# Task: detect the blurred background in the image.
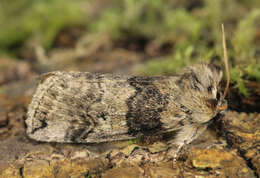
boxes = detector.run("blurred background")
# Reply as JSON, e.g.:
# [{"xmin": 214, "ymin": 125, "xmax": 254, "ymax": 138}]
[{"xmin": 0, "ymin": 0, "xmax": 259, "ymax": 111}]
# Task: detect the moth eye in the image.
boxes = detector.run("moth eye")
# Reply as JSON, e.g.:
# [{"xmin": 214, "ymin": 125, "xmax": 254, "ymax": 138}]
[
  {"xmin": 207, "ymin": 85, "xmax": 212, "ymax": 93},
  {"xmin": 206, "ymin": 99, "xmax": 218, "ymax": 109}
]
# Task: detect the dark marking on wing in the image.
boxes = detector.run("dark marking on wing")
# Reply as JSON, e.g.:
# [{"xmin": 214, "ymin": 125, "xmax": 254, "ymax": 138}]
[
  {"xmin": 31, "ymin": 114, "xmax": 48, "ymax": 134},
  {"xmin": 70, "ymin": 128, "xmax": 86, "ymax": 142},
  {"xmin": 64, "ymin": 79, "xmax": 105, "ymax": 142},
  {"xmin": 177, "ymin": 71, "xmax": 202, "ymax": 91},
  {"xmin": 81, "ymin": 129, "xmax": 94, "ymax": 140},
  {"xmin": 97, "ymin": 112, "xmax": 108, "ymax": 121},
  {"xmin": 126, "ymin": 77, "xmax": 169, "ymax": 136},
  {"xmin": 66, "ymin": 113, "xmax": 95, "ymax": 142},
  {"xmin": 190, "ymin": 71, "xmax": 202, "ymax": 91}
]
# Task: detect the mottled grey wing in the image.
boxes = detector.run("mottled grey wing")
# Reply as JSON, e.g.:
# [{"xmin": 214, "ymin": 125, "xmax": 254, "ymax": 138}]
[{"xmin": 26, "ymin": 71, "xmax": 184, "ymax": 143}]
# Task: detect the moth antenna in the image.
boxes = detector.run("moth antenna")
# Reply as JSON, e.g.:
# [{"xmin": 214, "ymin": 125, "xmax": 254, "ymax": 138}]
[{"xmin": 221, "ymin": 24, "xmax": 230, "ymax": 100}]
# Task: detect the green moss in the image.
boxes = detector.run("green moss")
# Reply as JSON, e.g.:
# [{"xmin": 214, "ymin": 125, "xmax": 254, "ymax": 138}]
[
  {"xmin": 141, "ymin": 45, "xmax": 196, "ymax": 75},
  {"xmin": 230, "ymin": 68, "xmax": 248, "ymax": 96},
  {"xmin": 90, "ymin": 0, "xmax": 203, "ymax": 44},
  {"xmin": 0, "ymin": 0, "xmax": 86, "ymax": 54},
  {"xmin": 233, "ymin": 9, "xmax": 260, "ymax": 62},
  {"xmin": 245, "ymin": 64, "xmax": 260, "ymax": 81}
]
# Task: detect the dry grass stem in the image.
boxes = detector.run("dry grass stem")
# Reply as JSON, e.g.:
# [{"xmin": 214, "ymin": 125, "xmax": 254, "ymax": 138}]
[{"xmin": 221, "ymin": 24, "xmax": 230, "ymax": 99}]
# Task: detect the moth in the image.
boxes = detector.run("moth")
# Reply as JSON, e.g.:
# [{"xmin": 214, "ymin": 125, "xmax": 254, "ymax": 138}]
[{"xmin": 26, "ymin": 63, "xmax": 227, "ymax": 154}]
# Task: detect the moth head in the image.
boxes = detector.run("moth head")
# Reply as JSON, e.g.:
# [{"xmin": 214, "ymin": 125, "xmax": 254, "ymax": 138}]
[
  {"xmin": 188, "ymin": 63, "xmax": 222, "ymax": 97},
  {"xmin": 180, "ymin": 63, "xmax": 227, "ymax": 122}
]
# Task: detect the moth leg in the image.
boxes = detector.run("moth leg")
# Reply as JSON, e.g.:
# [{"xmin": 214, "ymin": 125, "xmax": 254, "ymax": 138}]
[
  {"xmin": 172, "ymin": 143, "xmax": 185, "ymax": 163},
  {"xmin": 167, "ymin": 124, "xmax": 208, "ymax": 163}
]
